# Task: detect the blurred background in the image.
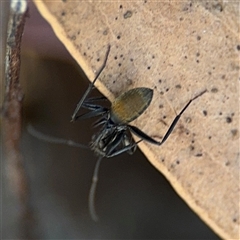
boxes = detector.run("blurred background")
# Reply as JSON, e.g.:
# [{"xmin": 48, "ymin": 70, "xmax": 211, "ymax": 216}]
[{"xmin": 2, "ymin": 1, "xmax": 219, "ymax": 239}]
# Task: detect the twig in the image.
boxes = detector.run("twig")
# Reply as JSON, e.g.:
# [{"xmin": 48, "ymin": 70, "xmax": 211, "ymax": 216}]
[{"xmin": 2, "ymin": 0, "xmax": 36, "ymax": 238}]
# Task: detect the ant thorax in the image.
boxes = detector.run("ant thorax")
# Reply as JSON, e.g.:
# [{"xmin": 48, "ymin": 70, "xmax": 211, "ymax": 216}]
[{"xmin": 90, "ymin": 120, "xmax": 136, "ymax": 158}]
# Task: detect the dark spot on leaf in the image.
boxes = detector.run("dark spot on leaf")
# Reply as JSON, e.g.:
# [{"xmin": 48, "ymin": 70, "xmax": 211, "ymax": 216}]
[
  {"xmin": 208, "ymin": 136, "xmax": 212, "ymax": 139},
  {"xmin": 213, "ymin": 3, "xmax": 223, "ymax": 12},
  {"xmin": 117, "ymin": 35, "xmax": 121, "ymax": 40},
  {"xmin": 190, "ymin": 145, "xmax": 195, "ymax": 151},
  {"xmin": 147, "ymin": 66, "xmax": 151, "ymax": 70},
  {"xmin": 237, "ymin": 45, "xmax": 240, "ymax": 51},
  {"xmin": 185, "ymin": 117, "xmax": 191, "ymax": 123},
  {"xmin": 176, "ymin": 160, "xmax": 180, "ymax": 164},
  {"xmin": 196, "ymin": 52, "xmax": 200, "ymax": 57},
  {"xmin": 103, "ymin": 29, "xmax": 108, "ymax": 35},
  {"xmin": 195, "ymin": 153, "xmax": 203, "ymax": 157},
  {"xmin": 219, "ymin": 112, "xmax": 222, "ymax": 115},
  {"xmin": 61, "ymin": 11, "xmax": 66, "ymax": 16},
  {"xmin": 158, "ymin": 79, "xmax": 162, "ymax": 83},
  {"xmin": 114, "ymin": 56, "xmax": 117, "ymax": 60},
  {"xmin": 221, "ymin": 75, "xmax": 226, "ymax": 79},
  {"xmin": 225, "ymin": 161, "xmax": 230, "ymax": 166},
  {"xmin": 211, "ymin": 87, "xmax": 218, "ymax": 93},
  {"xmin": 118, "ymin": 63, "xmax": 122, "ymax": 67},
  {"xmin": 175, "ymin": 84, "xmax": 181, "ymax": 89},
  {"xmin": 119, "ymin": 5, "xmax": 123, "ymax": 9},
  {"xmin": 130, "ymin": 58, "xmax": 133, "ymax": 62},
  {"xmin": 123, "ymin": 10, "xmax": 132, "ymax": 19},
  {"xmin": 226, "ymin": 117, "xmax": 232, "ymax": 123},
  {"xmin": 197, "ymin": 36, "xmax": 201, "ymax": 41},
  {"xmin": 160, "ymin": 119, "xmax": 167, "ymax": 126},
  {"xmin": 184, "ymin": 56, "xmax": 188, "ymax": 59},
  {"xmin": 159, "ymin": 104, "xmax": 163, "ymax": 108},
  {"xmin": 231, "ymin": 129, "xmax": 238, "ymax": 136},
  {"xmin": 196, "ymin": 60, "xmax": 199, "ymax": 63},
  {"xmin": 126, "ymin": 79, "xmax": 133, "ymax": 85},
  {"xmin": 203, "ymin": 110, "xmax": 207, "ymax": 116}
]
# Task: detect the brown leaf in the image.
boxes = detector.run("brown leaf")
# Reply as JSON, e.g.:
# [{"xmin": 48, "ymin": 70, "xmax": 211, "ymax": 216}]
[{"xmin": 33, "ymin": 1, "xmax": 239, "ymax": 239}]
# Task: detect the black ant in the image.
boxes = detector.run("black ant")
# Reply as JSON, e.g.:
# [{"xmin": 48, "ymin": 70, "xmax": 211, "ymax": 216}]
[{"xmin": 28, "ymin": 45, "xmax": 206, "ymax": 221}]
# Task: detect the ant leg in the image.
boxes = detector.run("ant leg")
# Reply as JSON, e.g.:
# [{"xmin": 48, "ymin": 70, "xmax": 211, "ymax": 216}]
[
  {"xmin": 106, "ymin": 143, "xmax": 137, "ymax": 157},
  {"xmin": 159, "ymin": 89, "xmax": 207, "ymax": 145},
  {"xmin": 88, "ymin": 157, "xmax": 103, "ymax": 222},
  {"xmin": 106, "ymin": 133, "xmax": 139, "ymax": 157},
  {"xmin": 75, "ymin": 107, "xmax": 108, "ymax": 121},
  {"xmin": 27, "ymin": 125, "xmax": 89, "ymax": 149},
  {"xmin": 129, "ymin": 89, "xmax": 207, "ymax": 146},
  {"xmin": 128, "ymin": 125, "xmax": 160, "ymax": 145},
  {"xmin": 71, "ymin": 45, "xmax": 111, "ymax": 122},
  {"xmin": 85, "ymin": 96, "xmax": 108, "ymax": 103}
]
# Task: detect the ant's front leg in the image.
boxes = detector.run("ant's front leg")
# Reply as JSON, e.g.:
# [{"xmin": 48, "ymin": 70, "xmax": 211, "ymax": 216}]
[{"xmin": 71, "ymin": 45, "xmax": 111, "ymax": 121}]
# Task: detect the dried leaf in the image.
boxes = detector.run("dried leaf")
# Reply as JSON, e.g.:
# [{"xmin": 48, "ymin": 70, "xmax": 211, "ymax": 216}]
[{"xmin": 33, "ymin": 1, "xmax": 239, "ymax": 239}]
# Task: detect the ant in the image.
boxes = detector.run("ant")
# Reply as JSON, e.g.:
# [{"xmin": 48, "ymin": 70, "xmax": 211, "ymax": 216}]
[{"xmin": 28, "ymin": 45, "xmax": 206, "ymax": 221}]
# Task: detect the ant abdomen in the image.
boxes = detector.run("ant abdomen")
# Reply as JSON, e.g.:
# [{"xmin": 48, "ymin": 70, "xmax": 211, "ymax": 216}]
[{"xmin": 110, "ymin": 88, "xmax": 153, "ymax": 124}]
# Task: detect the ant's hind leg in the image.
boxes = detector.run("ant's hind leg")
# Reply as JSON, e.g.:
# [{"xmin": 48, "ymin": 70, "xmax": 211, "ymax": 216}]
[
  {"xmin": 128, "ymin": 89, "xmax": 207, "ymax": 147},
  {"xmin": 158, "ymin": 89, "xmax": 207, "ymax": 146}
]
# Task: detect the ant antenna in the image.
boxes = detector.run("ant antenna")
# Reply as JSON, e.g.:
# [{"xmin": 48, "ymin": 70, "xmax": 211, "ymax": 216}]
[
  {"xmin": 71, "ymin": 45, "xmax": 111, "ymax": 122},
  {"xmin": 27, "ymin": 125, "xmax": 89, "ymax": 149},
  {"xmin": 27, "ymin": 124, "xmax": 102, "ymax": 221},
  {"xmin": 88, "ymin": 157, "xmax": 103, "ymax": 222}
]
